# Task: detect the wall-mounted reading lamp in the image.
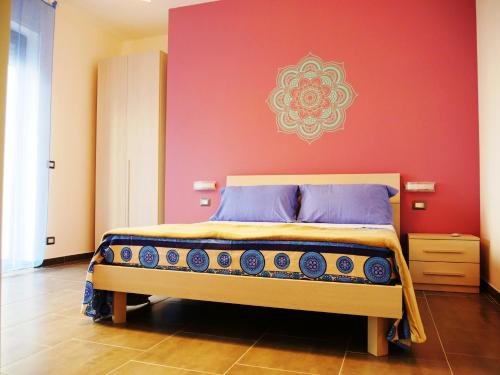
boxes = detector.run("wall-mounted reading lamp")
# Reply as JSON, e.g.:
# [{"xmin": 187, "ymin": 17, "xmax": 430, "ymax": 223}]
[
  {"xmin": 405, "ymin": 181, "xmax": 436, "ymax": 193},
  {"xmin": 193, "ymin": 181, "xmax": 217, "ymax": 191}
]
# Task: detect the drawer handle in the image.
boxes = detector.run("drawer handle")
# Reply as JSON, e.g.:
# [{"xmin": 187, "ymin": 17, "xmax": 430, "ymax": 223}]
[
  {"xmin": 422, "ymin": 249, "xmax": 464, "ymax": 254},
  {"xmin": 422, "ymin": 271, "xmax": 465, "ymax": 277}
]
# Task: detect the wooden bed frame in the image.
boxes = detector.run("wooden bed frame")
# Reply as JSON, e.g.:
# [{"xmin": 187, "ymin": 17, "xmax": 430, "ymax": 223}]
[{"xmin": 93, "ymin": 173, "xmax": 402, "ymax": 356}]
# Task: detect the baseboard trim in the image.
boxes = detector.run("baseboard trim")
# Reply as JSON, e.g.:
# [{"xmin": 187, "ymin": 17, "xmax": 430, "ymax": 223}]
[
  {"xmin": 39, "ymin": 252, "xmax": 93, "ymax": 267},
  {"xmin": 480, "ymin": 278, "xmax": 500, "ymax": 305}
]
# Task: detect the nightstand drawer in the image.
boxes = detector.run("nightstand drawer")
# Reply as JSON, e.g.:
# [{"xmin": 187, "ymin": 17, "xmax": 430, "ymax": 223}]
[
  {"xmin": 410, "ymin": 261, "xmax": 479, "ymax": 286},
  {"xmin": 409, "ymin": 239, "xmax": 479, "ymax": 263}
]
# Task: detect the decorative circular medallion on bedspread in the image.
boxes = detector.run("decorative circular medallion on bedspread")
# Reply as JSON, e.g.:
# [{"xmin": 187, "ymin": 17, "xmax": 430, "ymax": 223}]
[
  {"xmin": 187, "ymin": 249, "xmax": 210, "ymax": 272},
  {"xmin": 274, "ymin": 253, "xmax": 290, "ymax": 270},
  {"xmin": 139, "ymin": 246, "xmax": 159, "ymax": 268},
  {"xmin": 103, "ymin": 247, "xmax": 114, "ymax": 264},
  {"xmin": 240, "ymin": 250, "xmax": 265, "ymax": 275},
  {"xmin": 217, "ymin": 252, "xmax": 232, "ymax": 268},
  {"xmin": 120, "ymin": 247, "xmax": 132, "ymax": 262},
  {"xmin": 83, "ymin": 281, "xmax": 93, "ymax": 304},
  {"xmin": 336, "ymin": 256, "xmax": 354, "ymax": 274},
  {"xmin": 363, "ymin": 257, "xmax": 391, "ymax": 284},
  {"xmin": 299, "ymin": 252, "xmax": 326, "ymax": 279},
  {"xmin": 167, "ymin": 249, "xmax": 180, "ymax": 265}
]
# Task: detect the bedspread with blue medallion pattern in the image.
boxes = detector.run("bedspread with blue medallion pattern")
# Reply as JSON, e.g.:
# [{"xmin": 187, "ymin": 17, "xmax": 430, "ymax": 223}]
[{"xmin": 82, "ymin": 222, "xmax": 426, "ymax": 348}]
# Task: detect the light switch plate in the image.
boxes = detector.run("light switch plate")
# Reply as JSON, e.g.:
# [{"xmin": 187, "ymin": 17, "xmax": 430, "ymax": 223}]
[
  {"xmin": 412, "ymin": 201, "xmax": 426, "ymax": 210},
  {"xmin": 200, "ymin": 198, "xmax": 211, "ymax": 206}
]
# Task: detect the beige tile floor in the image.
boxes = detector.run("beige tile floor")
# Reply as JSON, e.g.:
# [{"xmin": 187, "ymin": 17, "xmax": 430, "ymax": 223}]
[{"xmin": 1, "ymin": 261, "xmax": 499, "ymax": 374}]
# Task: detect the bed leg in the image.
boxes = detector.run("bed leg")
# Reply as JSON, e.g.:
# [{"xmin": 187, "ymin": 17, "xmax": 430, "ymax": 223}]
[
  {"xmin": 113, "ymin": 291, "xmax": 127, "ymax": 324},
  {"xmin": 367, "ymin": 317, "xmax": 389, "ymax": 356}
]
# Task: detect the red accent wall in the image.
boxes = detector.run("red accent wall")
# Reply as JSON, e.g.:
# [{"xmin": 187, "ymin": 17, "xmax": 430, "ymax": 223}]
[{"xmin": 165, "ymin": 0, "xmax": 479, "ymax": 236}]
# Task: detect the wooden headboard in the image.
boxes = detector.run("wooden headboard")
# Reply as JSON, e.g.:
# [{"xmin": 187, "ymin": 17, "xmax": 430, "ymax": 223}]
[{"xmin": 226, "ymin": 173, "xmax": 401, "ymax": 237}]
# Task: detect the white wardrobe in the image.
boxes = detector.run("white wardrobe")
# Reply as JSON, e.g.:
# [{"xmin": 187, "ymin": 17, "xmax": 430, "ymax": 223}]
[{"xmin": 95, "ymin": 51, "xmax": 166, "ymax": 247}]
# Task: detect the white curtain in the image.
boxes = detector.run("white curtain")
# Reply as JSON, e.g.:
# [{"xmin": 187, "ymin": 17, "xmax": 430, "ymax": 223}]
[{"xmin": 2, "ymin": 0, "xmax": 56, "ymax": 272}]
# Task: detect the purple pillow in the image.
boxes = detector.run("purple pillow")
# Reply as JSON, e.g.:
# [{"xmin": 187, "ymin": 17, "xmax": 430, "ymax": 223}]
[
  {"xmin": 210, "ymin": 185, "xmax": 299, "ymax": 223},
  {"xmin": 297, "ymin": 184, "xmax": 399, "ymax": 225}
]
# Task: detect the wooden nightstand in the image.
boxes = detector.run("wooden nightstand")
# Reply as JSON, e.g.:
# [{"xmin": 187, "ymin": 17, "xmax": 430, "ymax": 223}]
[{"xmin": 408, "ymin": 233, "xmax": 480, "ymax": 293}]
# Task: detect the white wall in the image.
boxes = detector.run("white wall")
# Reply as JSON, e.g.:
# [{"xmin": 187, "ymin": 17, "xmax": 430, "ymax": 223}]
[
  {"xmin": 477, "ymin": 0, "xmax": 500, "ymax": 292},
  {"xmin": 46, "ymin": 3, "xmax": 168, "ymax": 260},
  {"xmin": 45, "ymin": 0, "xmax": 123, "ymax": 259},
  {"xmin": 121, "ymin": 34, "xmax": 168, "ymax": 55}
]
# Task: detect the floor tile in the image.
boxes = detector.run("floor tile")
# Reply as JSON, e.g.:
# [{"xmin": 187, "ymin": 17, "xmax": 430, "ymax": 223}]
[
  {"xmin": 182, "ymin": 303, "xmax": 271, "ymax": 340},
  {"xmin": 346, "ymin": 316, "xmax": 368, "ymax": 353},
  {"xmin": 437, "ymin": 325, "xmax": 500, "ymax": 358},
  {"xmin": 0, "ymin": 335, "xmax": 47, "ymax": 368},
  {"xmin": 124, "ymin": 299, "xmax": 200, "ymax": 331},
  {"xmin": 1, "ymin": 272, "xmax": 82, "ymax": 305},
  {"xmin": 267, "ymin": 309, "xmax": 354, "ymax": 343},
  {"xmin": 53, "ymin": 304, "xmax": 86, "ymax": 318},
  {"xmin": 340, "ymin": 352, "xmax": 451, "ymax": 375},
  {"xmin": 426, "ymin": 293, "xmax": 500, "ymax": 331},
  {"xmin": 55, "ymin": 297, "xmax": 182, "ymax": 328},
  {"xmin": 239, "ymin": 334, "xmax": 345, "ymax": 374},
  {"xmin": 425, "ymin": 292, "xmax": 500, "ymax": 358},
  {"xmin": 75, "ymin": 320, "xmax": 171, "ymax": 350},
  {"xmin": 136, "ymin": 331, "xmax": 252, "ymax": 374},
  {"xmin": 1, "ymin": 312, "xmax": 170, "ymax": 351},
  {"xmin": 447, "ymin": 353, "xmax": 500, "ymax": 375},
  {"xmin": 37, "ymin": 262, "xmax": 90, "ymax": 282},
  {"xmin": 390, "ymin": 297, "xmax": 446, "ymax": 361},
  {"xmin": 1, "ymin": 289, "xmax": 83, "ymax": 328},
  {"xmin": 348, "ymin": 297, "xmax": 446, "ymax": 361},
  {"xmin": 107, "ymin": 361, "xmax": 197, "ymax": 374},
  {"xmin": 227, "ymin": 364, "xmax": 308, "ymax": 375},
  {"xmin": 425, "ymin": 290, "xmax": 499, "ymax": 301},
  {"xmin": 2, "ymin": 339, "xmax": 139, "ymax": 375},
  {"xmin": 1, "ymin": 314, "xmax": 89, "ymax": 347}
]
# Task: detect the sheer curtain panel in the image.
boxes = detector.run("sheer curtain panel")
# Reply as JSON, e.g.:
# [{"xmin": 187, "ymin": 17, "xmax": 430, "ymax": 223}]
[{"xmin": 2, "ymin": 0, "xmax": 56, "ymax": 271}]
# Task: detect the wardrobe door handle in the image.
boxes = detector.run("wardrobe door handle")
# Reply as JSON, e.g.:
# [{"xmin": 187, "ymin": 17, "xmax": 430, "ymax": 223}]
[
  {"xmin": 423, "ymin": 271, "xmax": 465, "ymax": 277},
  {"xmin": 422, "ymin": 249, "xmax": 464, "ymax": 254},
  {"xmin": 127, "ymin": 159, "xmax": 131, "ymax": 227}
]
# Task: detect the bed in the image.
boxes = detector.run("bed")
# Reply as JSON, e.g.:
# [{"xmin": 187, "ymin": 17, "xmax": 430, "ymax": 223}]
[{"xmin": 83, "ymin": 173, "xmax": 426, "ymax": 356}]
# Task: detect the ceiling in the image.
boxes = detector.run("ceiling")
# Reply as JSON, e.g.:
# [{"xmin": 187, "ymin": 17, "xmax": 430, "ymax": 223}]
[{"xmin": 65, "ymin": 0, "xmax": 218, "ymax": 39}]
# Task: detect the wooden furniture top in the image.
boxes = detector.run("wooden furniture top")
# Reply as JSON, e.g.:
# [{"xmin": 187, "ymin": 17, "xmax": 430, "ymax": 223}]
[{"xmin": 408, "ymin": 233, "xmax": 479, "ymax": 241}]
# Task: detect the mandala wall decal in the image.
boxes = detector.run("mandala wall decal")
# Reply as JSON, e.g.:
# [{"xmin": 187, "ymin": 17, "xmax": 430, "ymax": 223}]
[{"xmin": 267, "ymin": 54, "xmax": 357, "ymax": 143}]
